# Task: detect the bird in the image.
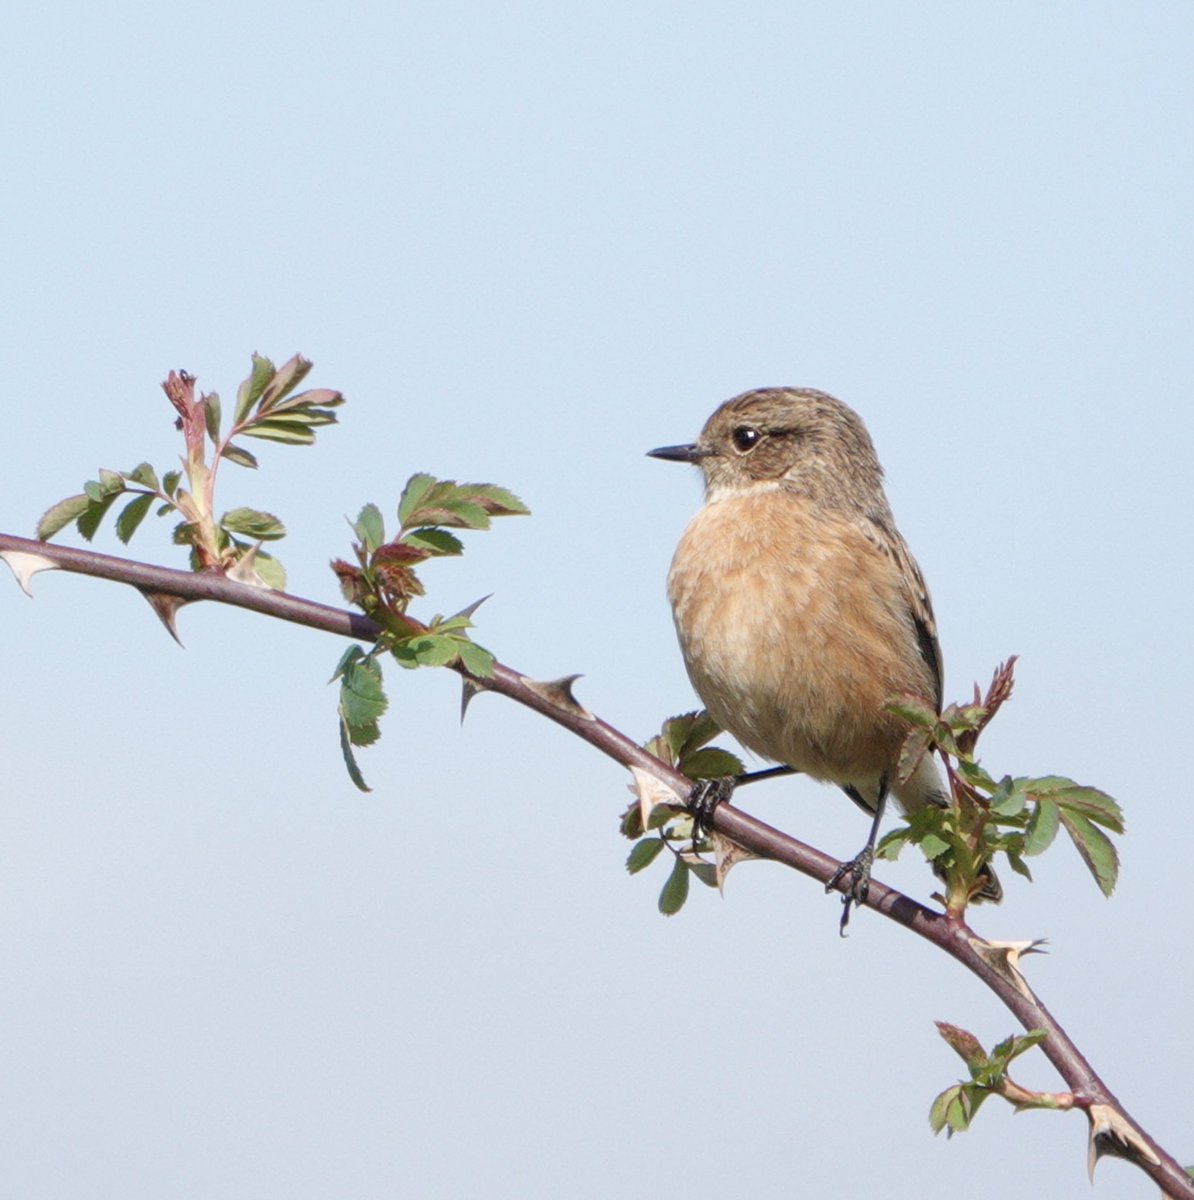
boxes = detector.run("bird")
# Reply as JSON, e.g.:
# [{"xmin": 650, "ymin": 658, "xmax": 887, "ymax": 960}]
[{"xmin": 649, "ymin": 387, "xmax": 998, "ymax": 924}]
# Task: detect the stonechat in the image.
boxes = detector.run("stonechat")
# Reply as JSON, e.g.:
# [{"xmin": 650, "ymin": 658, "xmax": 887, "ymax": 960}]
[{"xmin": 650, "ymin": 387, "xmax": 998, "ymax": 919}]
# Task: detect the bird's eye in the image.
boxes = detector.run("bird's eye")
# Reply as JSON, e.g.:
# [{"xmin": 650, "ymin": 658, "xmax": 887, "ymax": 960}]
[{"xmin": 731, "ymin": 426, "xmax": 761, "ymax": 452}]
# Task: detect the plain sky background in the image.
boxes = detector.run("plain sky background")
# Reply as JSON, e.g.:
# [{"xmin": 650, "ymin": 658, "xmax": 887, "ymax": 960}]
[{"xmin": 2, "ymin": 3, "xmax": 1191, "ymax": 1197}]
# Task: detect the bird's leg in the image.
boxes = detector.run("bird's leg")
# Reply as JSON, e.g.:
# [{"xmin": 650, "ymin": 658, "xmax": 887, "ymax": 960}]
[
  {"xmin": 686, "ymin": 776, "xmax": 737, "ymax": 840},
  {"xmin": 827, "ymin": 776, "xmax": 889, "ymax": 934}
]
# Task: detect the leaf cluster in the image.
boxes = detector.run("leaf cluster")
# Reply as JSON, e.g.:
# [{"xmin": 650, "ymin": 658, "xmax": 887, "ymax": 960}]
[
  {"xmin": 929, "ymin": 1022, "xmax": 1052, "ymax": 1136},
  {"xmin": 881, "ymin": 660, "xmax": 1124, "ymax": 909},
  {"xmin": 36, "ymin": 354, "xmax": 342, "ymax": 588},
  {"xmin": 329, "ymin": 477, "xmax": 529, "ymax": 790},
  {"xmin": 622, "ymin": 711, "xmax": 743, "ymax": 916}
]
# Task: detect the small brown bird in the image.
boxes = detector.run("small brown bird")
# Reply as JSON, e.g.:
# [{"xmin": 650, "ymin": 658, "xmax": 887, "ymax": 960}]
[{"xmin": 649, "ymin": 387, "xmax": 996, "ymax": 920}]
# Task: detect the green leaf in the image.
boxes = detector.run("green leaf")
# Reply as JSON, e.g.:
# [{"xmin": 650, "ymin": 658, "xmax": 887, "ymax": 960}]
[
  {"xmin": 456, "ymin": 640, "xmax": 495, "ymax": 678},
  {"xmin": 935, "ymin": 1021, "xmax": 987, "ymax": 1069},
  {"xmin": 678, "ymin": 747, "xmax": 743, "ymax": 780},
  {"xmin": 239, "ymin": 418, "xmax": 316, "ymax": 445},
  {"xmin": 268, "ymin": 387, "xmax": 344, "ymax": 414},
  {"xmin": 1058, "ymin": 809, "xmax": 1119, "ymax": 897},
  {"xmin": 658, "ymin": 858, "xmax": 690, "ymax": 916},
  {"xmin": 203, "ymin": 392, "xmax": 221, "ymax": 441},
  {"xmin": 338, "ymin": 714, "xmax": 371, "ymax": 793},
  {"xmin": 115, "ymin": 493, "xmax": 155, "ymax": 544},
  {"xmin": 220, "ymin": 443, "xmax": 259, "ymax": 469},
  {"xmin": 353, "ymin": 503, "xmax": 385, "ymax": 553},
  {"xmin": 626, "ymin": 838, "xmax": 666, "ymax": 874},
  {"xmin": 97, "ymin": 468, "xmax": 125, "ymax": 494},
  {"xmin": 1024, "ymin": 797, "xmax": 1060, "ymax": 856},
  {"xmin": 441, "ymin": 498, "xmax": 491, "ymax": 529},
  {"xmin": 920, "ymin": 833, "xmax": 950, "ymax": 860},
  {"xmin": 76, "ymin": 492, "xmax": 121, "ymax": 541},
  {"xmin": 124, "ymin": 462, "xmax": 160, "ymax": 490},
  {"xmin": 221, "ymin": 507, "xmax": 287, "ymax": 541},
  {"xmin": 36, "ymin": 494, "xmax": 92, "ymax": 540},
  {"xmin": 339, "ymin": 652, "xmax": 388, "ymax": 737},
  {"xmin": 398, "ymin": 473, "xmax": 439, "ymax": 526},
  {"xmin": 459, "ymin": 483, "xmax": 530, "ymax": 516},
  {"xmin": 929, "ymin": 1085, "xmax": 964, "ymax": 1135},
  {"xmin": 234, "ymin": 353, "xmax": 276, "ymax": 424},
  {"xmin": 162, "ymin": 470, "xmax": 181, "ymax": 496},
  {"xmin": 258, "ymin": 353, "xmax": 312, "ymax": 409},
  {"xmin": 403, "ymin": 527, "xmax": 464, "ymax": 556},
  {"xmin": 987, "ymin": 775, "xmax": 1026, "ymax": 816},
  {"xmin": 886, "ymin": 694, "xmax": 938, "ymax": 728},
  {"xmin": 249, "ymin": 549, "xmax": 286, "ymax": 590},
  {"xmin": 689, "ymin": 861, "xmax": 718, "ymax": 888},
  {"xmin": 408, "ymin": 635, "xmax": 461, "ymax": 667},
  {"xmin": 330, "ymin": 643, "xmax": 367, "ymax": 683}
]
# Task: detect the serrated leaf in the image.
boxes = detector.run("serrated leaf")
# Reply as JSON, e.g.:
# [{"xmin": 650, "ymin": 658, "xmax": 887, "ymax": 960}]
[
  {"xmin": 676, "ymin": 711, "xmax": 720, "ymax": 756},
  {"xmin": 339, "ymin": 653, "xmax": 387, "ymax": 731},
  {"xmin": 688, "ymin": 861, "xmax": 718, "ymax": 888},
  {"xmin": 678, "ymin": 747, "xmax": 743, "ymax": 780},
  {"xmin": 989, "ymin": 777, "xmax": 1027, "ymax": 817},
  {"xmin": 115, "ymin": 493, "xmax": 155, "ymax": 544},
  {"xmin": 330, "ymin": 643, "xmax": 367, "ymax": 683},
  {"xmin": 338, "ymin": 714, "xmax": 371, "ymax": 793},
  {"xmin": 220, "ymin": 443, "xmax": 259, "ymax": 469},
  {"xmin": 76, "ymin": 492, "xmax": 121, "ymax": 541},
  {"xmin": 239, "ymin": 418, "xmax": 316, "ymax": 445},
  {"xmin": 36, "ymin": 494, "xmax": 92, "ymax": 540},
  {"xmin": 221, "ymin": 507, "xmax": 286, "ymax": 540},
  {"xmin": 162, "ymin": 469, "xmax": 181, "ymax": 496},
  {"xmin": 125, "ymin": 462, "xmax": 160, "ymax": 489},
  {"xmin": 920, "ymin": 833, "xmax": 950, "ymax": 860},
  {"xmin": 627, "ymin": 838, "xmax": 666, "ymax": 874},
  {"xmin": 403, "ymin": 527, "xmax": 465, "ymax": 556},
  {"xmin": 935, "ymin": 1021, "xmax": 988, "ymax": 1068},
  {"xmin": 1053, "ymin": 786, "xmax": 1124, "ymax": 832},
  {"xmin": 456, "ymin": 640, "xmax": 494, "ymax": 678},
  {"xmin": 409, "ymin": 635, "xmax": 460, "ymax": 667},
  {"xmin": 268, "ymin": 387, "xmax": 344, "ymax": 414},
  {"xmin": 353, "ymin": 503, "xmax": 385, "ymax": 552},
  {"xmin": 258, "ymin": 353, "xmax": 312, "ymax": 409},
  {"xmin": 1059, "ymin": 809, "xmax": 1119, "ymax": 896},
  {"xmin": 1024, "ymin": 797, "xmax": 1061, "ymax": 856},
  {"xmin": 203, "ymin": 392, "xmax": 221, "ymax": 441},
  {"xmin": 886, "ymin": 694, "xmax": 939, "ymax": 728},
  {"xmin": 658, "ymin": 858, "xmax": 690, "ymax": 916},
  {"xmin": 930, "ymin": 1085, "xmax": 964, "ymax": 1135},
  {"xmin": 249, "ymin": 549, "xmax": 286, "ymax": 590},
  {"xmin": 398, "ymin": 473, "xmax": 439, "ymax": 526},
  {"xmin": 235, "ymin": 353, "xmax": 276, "ymax": 424},
  {"xmin": 896, "ymin": 728, "xmax": 932, "ymax": 786},
  {"xmin": 97, "ymin": 468, "xmax": 125, "ymax": 494},
  {"xmin": 459, "ymin": 483, "xmax": 530, "ymax": 516},
  {"xmin": 441, "ymin": 498, "xmax": 491, "ymax": 529}
]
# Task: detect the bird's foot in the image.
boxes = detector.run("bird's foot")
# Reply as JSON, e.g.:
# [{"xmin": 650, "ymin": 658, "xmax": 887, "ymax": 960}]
[
  {"xmin": 687, "ymin": 776, "xmax": 736, "ymax": 839},
  {"xmin": 826, "ymin": 847, "xmax": 874, "ymax": 936}
]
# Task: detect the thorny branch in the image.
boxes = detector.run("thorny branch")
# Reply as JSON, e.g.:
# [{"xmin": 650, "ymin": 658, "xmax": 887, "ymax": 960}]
[{"xmin": 1, "ymin": 530, "xmax": 1190, "ymax": 1198}]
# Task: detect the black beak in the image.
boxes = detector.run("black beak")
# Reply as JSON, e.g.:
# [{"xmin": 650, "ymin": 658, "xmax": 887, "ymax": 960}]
[{"xmin": 647, "ymin": 442, "xmax": 708, "ymax": 463}]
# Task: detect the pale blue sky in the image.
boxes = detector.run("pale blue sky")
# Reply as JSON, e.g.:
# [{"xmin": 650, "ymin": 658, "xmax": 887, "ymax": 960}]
[{"xmin": 2, "ymin": 3, "xmax": 1191, "ymax": 1197}]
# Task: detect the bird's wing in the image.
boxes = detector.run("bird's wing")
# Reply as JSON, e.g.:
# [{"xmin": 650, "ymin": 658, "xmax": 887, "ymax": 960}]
[{"xmin": 862, "ymin": 515, "xmax": 944, "ymax": 712}]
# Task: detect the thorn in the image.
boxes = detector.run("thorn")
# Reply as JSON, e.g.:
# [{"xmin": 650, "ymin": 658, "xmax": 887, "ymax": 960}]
[
  {"xmin": 968, "ymin": 937, "xmax": 1048, "ymax": 999},
  {"xmin": 138, "ymin": 588, "xmax": 191, "ymax": 646},
  {"xmin": 226, "ymin": 543, "xmax": 270, "ymax": 588},
  {"xmin": 452, "ymin": 593, "xmax": 492, "ymax": 621},
  {"xmin": 628, "ymin": 767, "xmax": 687, "ymax": 832},
  {"xmin": 1086, "ymin": 1103, "xmax": 1158, "ymax": 1180},
  {"xmin": 712, "ymin": 831, "xmax": 760, "ymax": 892},
  {"xmin": 1, "ymin": 549, "xmax": 60, "ymax": 597},
  {"xmin": 460, "ymin": 676, "xmax": 484, "ymax": 723},
  {"xmin": 521, "ymin": 674, "xmax": 593, "ymax": 720}
]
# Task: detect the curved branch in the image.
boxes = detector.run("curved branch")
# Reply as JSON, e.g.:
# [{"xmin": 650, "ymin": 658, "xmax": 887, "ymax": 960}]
[{"xmin": 1, "ymin": 531, "xmax": 1190, "ymax": 1197}]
